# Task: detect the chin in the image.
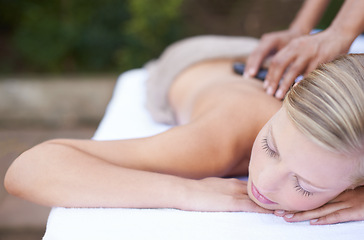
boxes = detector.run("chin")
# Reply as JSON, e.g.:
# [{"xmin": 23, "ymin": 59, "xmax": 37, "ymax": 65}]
[{"xmin": 250, "ymin": 197, "xmax": 280, "ymax": 210}]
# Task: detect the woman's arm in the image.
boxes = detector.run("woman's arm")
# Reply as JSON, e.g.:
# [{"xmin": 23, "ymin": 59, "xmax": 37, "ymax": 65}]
[
  {"xmin": 5, "ymin": 141, "xmax": 187, "ymax": 207},
  {"xmin": 3, "ymin": 101, "xmax": 247, "ymax": 206},
  {"xmin": 22, "ymin": 90, "xmax": 259, "ymax": 180},
  {"xmin": 4, "ymin": 134, "xmax": 270, "ymax": 213}
]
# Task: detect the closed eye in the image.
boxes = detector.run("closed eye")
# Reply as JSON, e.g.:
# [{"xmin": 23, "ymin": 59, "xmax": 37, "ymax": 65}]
[
  {"xmin": 294, "ymin": 177, "xmax": 313, "ymax": 197},
  {"xmin": 261, "ymin": 137, "xmax": 279, "ymax": 158}
]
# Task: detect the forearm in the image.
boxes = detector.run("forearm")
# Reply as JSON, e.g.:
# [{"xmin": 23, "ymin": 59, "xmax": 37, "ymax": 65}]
[
  {"xmin": 5, "ymin": 141, "xmax": 190, "ymax": 208},
  {"xmin": 289, "ymin": 0, "xmax": 330, "ymax": 34},
  {"xmin": 327, "ymin": 0, "xmax": 364, "ymax": 43}
]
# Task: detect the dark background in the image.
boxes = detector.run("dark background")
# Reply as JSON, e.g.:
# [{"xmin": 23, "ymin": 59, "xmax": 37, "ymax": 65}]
[{"xmin": 0, "ymin": 0, "xmax": 343, "ymax": 75}]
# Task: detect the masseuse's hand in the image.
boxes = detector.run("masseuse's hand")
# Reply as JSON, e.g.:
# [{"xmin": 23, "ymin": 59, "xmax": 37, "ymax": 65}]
[
  {"xmin": 275, "ymin": 186, "xmax": 364, "ymax": 225},
  {"xmin": 181, "ymin": 177, "xmax": 272, "ymax": 213},
  {"xmin": 245, "ymin": 29, "xmax": 303, "ymax": 80},
  {"xmin": 248, "ymin": 28, "xmax": 352, "ymax": 100}
]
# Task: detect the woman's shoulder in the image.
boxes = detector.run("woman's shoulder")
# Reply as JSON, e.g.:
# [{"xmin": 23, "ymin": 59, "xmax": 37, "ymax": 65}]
[{"xmin": 170, "ymin": 59, "xmax": 281, "ymax": 126}]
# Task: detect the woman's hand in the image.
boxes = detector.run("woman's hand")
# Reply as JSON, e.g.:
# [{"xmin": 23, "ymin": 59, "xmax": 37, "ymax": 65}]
[
  {"xmin": 180, "ymin": 177, "xmax": 272, "ymax": 213},
  {"xmin": 259, "ymin": 28, "xmax": 353, "ymax": 99},
  {"xmin": 274, "ymin": 186, "xmax": 364, "ymax": 225},
  {"xmin": 245, "ymin": 29, "xmax": 303, "ymax": 80}
]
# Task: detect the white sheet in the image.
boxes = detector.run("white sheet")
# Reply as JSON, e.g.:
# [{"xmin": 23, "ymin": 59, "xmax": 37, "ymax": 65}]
[{"xmin": 43, "ymin": 67, "xmax": 364, "ymax": 239}]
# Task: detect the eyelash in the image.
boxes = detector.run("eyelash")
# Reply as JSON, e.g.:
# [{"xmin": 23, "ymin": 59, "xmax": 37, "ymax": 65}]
[
  {"xmin": 261, "ymin": 136, "xmax": 313, "ymax": 197},
  {"xmin": 294, "ymin": 177, "xmax": 313, "ymax": 197},
  {"xmin": 261, "ymin": 137, "xmax": 279, "ymax": 158}
]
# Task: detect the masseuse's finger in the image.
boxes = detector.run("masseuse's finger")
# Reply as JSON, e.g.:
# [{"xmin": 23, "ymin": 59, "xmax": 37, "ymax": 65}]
[
  {"xmin": 264, "ymin": 47, "xmax": 296, "ymax": 96},
  {"xmin": 275, "ymin": 56, "xmax": 309, "ymax": 99},
  {"xmin": 245, "ymin": 36, "xmax": 278, "ymax": 78},
  {"xmin": 305, "ymin": 57, "xmax": 321, "ymax": 76}
]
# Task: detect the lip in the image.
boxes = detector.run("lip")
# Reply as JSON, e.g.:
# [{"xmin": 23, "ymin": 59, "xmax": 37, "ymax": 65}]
[{"xmin": 251, "ymin": 182, "xmax": 277, "ymax": 205}]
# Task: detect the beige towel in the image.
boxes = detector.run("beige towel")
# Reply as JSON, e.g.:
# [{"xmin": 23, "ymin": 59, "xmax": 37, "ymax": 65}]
[{"xmin": 145, "ymin": 35, "xmax": 259, "ymax": 125}]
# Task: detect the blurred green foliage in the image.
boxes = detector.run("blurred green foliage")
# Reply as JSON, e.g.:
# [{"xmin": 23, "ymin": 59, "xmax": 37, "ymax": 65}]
[
  {"xmin": 0, "ymin": 0, "xmax": 343, "ymax": 74},
  {"xmin": 316, "ymin": 0, "xmax": 344, "ymax": 30},
  {"xmin": 120, "ymin": 0, "xmax": 184, "ymax": 71},
  {"xmin": 0, "ymin": 0, "xmax": 184, "ymax": 73}
]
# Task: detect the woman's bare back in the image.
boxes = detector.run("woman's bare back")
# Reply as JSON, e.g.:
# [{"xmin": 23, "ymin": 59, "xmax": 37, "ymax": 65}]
[
  {"xmin": 170, "ymin": 59, "xmax": 280, "ymax": 124},
  {"xmin": 168, "ymin": 59, "xmax": 282, "ymax": 176}
]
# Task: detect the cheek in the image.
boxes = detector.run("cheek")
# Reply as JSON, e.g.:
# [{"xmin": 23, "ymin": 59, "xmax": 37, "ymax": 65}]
[
  {"xmin": 281, "ymin": 194, "xmax": 335, "ymax": 211},
  {"xmin": 249, "ymin": 138, "xmax": 263, "ymax": 174},
  {"xmin": 249, "ymin": 133, "xmax": 270, "ymax": 176}
]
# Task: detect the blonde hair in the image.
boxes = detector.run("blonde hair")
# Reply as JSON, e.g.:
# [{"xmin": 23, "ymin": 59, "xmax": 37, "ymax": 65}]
[{"xmin": 284, "ymin": 54, "xmax": 364, "ymax": 185}]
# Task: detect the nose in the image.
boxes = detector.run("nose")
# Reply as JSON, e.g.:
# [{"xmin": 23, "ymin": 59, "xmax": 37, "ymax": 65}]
[{"xmin": 256, "ymin": 163, "xmax": 285, "ymax": 193}]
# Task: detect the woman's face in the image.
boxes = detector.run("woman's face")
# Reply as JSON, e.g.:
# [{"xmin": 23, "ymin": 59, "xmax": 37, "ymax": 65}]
[{"xmin": 248, "ymin": 108, "xmax": 357, "ymax": 211}]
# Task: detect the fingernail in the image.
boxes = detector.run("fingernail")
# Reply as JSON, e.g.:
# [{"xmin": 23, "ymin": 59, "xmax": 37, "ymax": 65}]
[
  {"xmin": 275, "ymin": 89, "xmax": 283, "ymax": 99},
  {"xmin": 285, "ymin": 214, "xmax": 294, "ymax": 219},
  {"xmin": 310, "ymin": 219, "xmax": 318, "ymax": 224},
  {"xmin": 249, "ymin": 69, "xmax": 256, "ymax": 76},
  {"xmin": 275, "ymin": 210, "xmax": 285, "ymax": 215},
  {"xmin": 263, "ymin": 81, "xmax": 268, "ymax": 89},
  {"xmin": 295, "ymin": 75, "xmax": 303, "ymax": 82},
  {"xmin": 266, "ymin": 87, "xmax": 273, "ymax": 95}
]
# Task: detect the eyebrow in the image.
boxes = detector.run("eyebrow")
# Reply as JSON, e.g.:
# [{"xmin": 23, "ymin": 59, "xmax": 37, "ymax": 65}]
[{"xmin": 269, "ymin": 124, "xmax": 329, "ymax": 191}]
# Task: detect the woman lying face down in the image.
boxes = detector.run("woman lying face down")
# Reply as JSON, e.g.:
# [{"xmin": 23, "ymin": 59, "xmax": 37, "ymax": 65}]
[{"xmin": 4, "ymin": 35, "xmax": 364, "ymax": 225}]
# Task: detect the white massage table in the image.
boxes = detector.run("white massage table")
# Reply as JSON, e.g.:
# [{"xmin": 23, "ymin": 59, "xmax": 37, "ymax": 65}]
[{"xmin": 43, "ymin": 36, "xmax": 364, "ymax": 240}]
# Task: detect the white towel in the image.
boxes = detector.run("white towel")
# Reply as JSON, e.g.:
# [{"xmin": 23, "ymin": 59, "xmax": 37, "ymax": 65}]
[{"xmin": 43, "ymin": 69, "xmax": 364, "ymax": 240}]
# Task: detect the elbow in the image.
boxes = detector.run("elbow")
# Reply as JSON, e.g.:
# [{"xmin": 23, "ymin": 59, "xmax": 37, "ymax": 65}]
[
  {"xmin": 4, "ymin": 150, "xmax": 30, "ymax": 198},
  {"xmin": 4, "ymin": 147, "xmax": 37, "ymax": 199},
  {"xmin": 4, "ymin": 140, "xmax": 56, "ymax": 202},
  {"xmin": 4, "ymin": 168, "xmax": 15, "ymax": 197}
]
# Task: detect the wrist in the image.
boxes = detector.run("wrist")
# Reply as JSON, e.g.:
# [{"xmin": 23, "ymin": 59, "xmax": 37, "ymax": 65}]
[
  {"xmin": 172, "ymin": 178, "xmax": 210, "ymax": 211},
  {"xmin": 325, "ymin": 25, "xmax": 357, "ymax": 48},
  {"xmin": 166, "ymin": 176, "xmax": 196, "ymax": 210},
  {"xmin": 326, "ymin": 0, "xmax": 364, "ymax": 47},
  {"xmin": 288, "ymin": 23, "xmax": 312, "ymax": 36}
]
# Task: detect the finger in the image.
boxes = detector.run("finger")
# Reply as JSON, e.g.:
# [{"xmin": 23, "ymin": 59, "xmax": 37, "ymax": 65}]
[
  {"xmin": 312, "ymin": 207, "xmax": 364, "ymax": 225},
  {"xmin": 304, "ymin": 58, "xmax": 321, "ymax": 75},
  {"xmin": 283, "ymin": 201, "xmax": 350, "ymax": 222},
  {"xmin": 328, "ymin": 189, "xmax": 360, "ymax": 203},
  {"xmin": 274, "ymin": 209, "xmax": 286, "ymax": 217},
  {"xmin": 265, "ymin": 49, "xmax": 296, "ymax": 96},
  {"xmin": 236, "ymin": 199, "xmax": 274, "ymax": 214},
  {"xmin": 245, "ymin": 40, "xmax": 278, "ymax": 78},
  {"xmin": 239, "ymin": 181, "xmax": 249, "ymax": 194},
  {"xmin": 275, "ymin": 56, "xmax": 309, "ymax": 99},
  {"xmin": 226, "ymin": 193, "xmax": 274, "ymax": 214}
]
